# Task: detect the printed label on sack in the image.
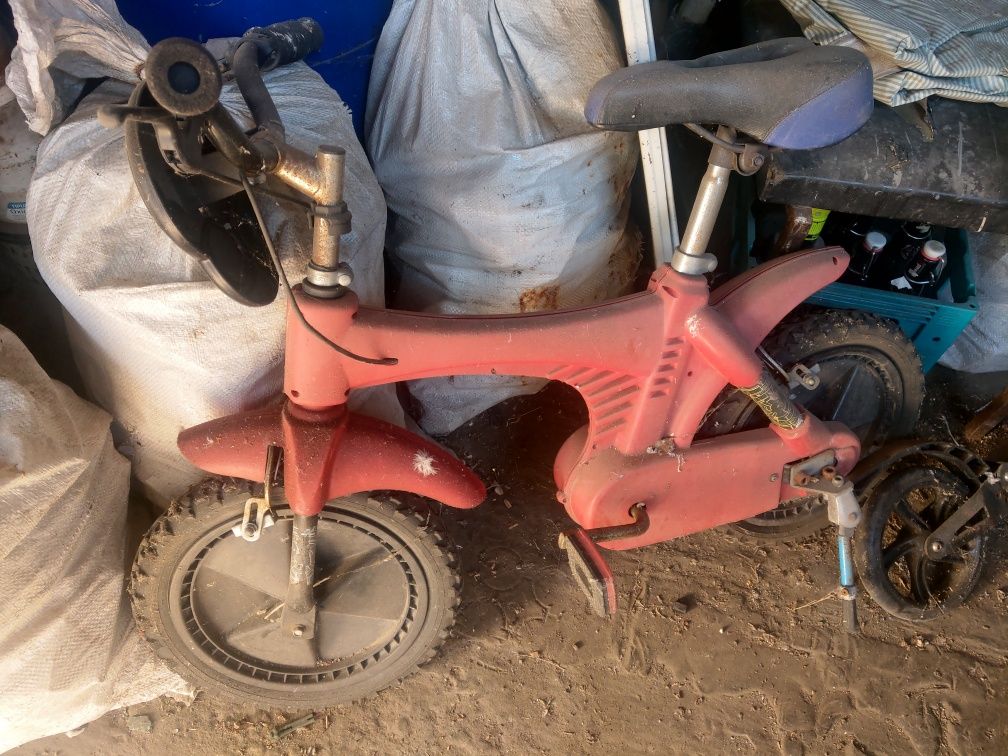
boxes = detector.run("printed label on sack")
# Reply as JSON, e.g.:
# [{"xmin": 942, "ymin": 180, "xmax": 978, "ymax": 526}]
[{"xmin": 6, "ymin": 201, "xmax": 26, "ymax": 221}]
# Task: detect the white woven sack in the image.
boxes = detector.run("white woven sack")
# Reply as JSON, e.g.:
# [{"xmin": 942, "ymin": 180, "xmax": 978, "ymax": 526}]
[
  {"xmin": 5, "ymin": 0, "xmax": 148, "ymax": 134},
  {"xmin": 367, "ymin": 0, "xmax": 640, "ymax": 434},
  {"xmin": 0, "ymin": 325, "xmax": 187, "ymax": 752}
]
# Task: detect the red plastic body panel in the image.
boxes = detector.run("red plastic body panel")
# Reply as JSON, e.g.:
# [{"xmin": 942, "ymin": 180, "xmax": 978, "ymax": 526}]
[
  {"xmin": 179, "ymin": 247, "xmax": 859, "ymax": 546},
  {"xmin": 178, "ymin": 404, "xmax": 485, "ymax": 515}
]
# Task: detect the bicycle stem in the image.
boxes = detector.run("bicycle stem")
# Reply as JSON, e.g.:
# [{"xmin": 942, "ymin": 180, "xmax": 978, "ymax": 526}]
[{"xmin": 203, "ymin": 93, "xmax": 354, "ymax": 294}]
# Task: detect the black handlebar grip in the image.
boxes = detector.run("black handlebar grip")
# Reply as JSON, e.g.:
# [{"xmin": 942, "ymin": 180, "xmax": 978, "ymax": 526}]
[{"xmin": 243, "ymin": 17, "xmax": 324, "ymax": 70}]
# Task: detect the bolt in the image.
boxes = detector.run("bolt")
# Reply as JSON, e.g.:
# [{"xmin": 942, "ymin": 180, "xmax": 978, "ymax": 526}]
[
  {"xmin": 335, "ymin": 271, "xmax": 353, "ymax": 287},
  {"xmin": 292, "ymin": 624, "xmax": 306, "ymax": 637},
  {"xmin": 929, "ymin": 540, "xmax": 944, "ymax": 554},
  {"xmin": 822, "ymin": 466, "xmax": 837, "ymax": 481},
  {"xmin": 769, "ymin": 473, "xmax": 779, "ymax": 482},
  {"xmin": 243, "ymin": 522, "xmax": 258, "ymax": 538}
]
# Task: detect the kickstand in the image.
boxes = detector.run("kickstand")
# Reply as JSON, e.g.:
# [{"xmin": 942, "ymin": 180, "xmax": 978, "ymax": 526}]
[{"xmin": 785, "ymin": 458, "xmax": 862, "ymax": 634}]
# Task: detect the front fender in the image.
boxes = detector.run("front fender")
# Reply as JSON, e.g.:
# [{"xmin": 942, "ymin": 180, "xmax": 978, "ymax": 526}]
[{"xmin": 178, "ymin": 404, "xmax": 486, "ymax": 514}]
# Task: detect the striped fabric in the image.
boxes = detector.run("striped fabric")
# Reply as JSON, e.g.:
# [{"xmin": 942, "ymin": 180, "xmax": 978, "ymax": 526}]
[{"xmin": 780, "ymin": 0, "xmax": 1008, "ymax": 106}]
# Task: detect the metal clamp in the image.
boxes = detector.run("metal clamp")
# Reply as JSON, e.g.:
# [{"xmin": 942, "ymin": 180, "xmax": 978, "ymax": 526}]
[
  {"xmin": 756, "ymin": 348, "xmax": 820, "ymax": 391},
  {"xmin": 233, "ymin": 496, "xmax": 276, "ymax": 542},
  {"xmin": 311, "ymin": 200, "xmax": 352, "ymax": 234},
  {"xmin": 788, "ymin": 363, "xmax": 821, "ymax": 391},
  {"xmin": 735, "ymin": 143, "xmax": 767, "ymax": 175},
  {"xmin": 670, "ymin": 247, "xmax": 718, "ymax": 275},
  {"xmin": 305, "ymin": 260, "xmax": 354, "ymax": 288},
  {"xmin": 233, "ymin": 444, "xmax": 282, "ymax": 542},
  {"xmin": 785, "ymin": 459, "xmax": 861, "ymax": 528}
]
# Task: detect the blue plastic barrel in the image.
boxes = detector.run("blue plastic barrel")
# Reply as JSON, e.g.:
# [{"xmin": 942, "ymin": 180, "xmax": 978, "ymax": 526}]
[{"xmin": 116, "ymin": 0, "xmax": 393, "ymax": 138}]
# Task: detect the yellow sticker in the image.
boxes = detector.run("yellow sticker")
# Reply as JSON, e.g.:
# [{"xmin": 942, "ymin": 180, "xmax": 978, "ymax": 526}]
[{"xmin": 805, "ymin": 208, "xmax": 830, "ymax": 241}]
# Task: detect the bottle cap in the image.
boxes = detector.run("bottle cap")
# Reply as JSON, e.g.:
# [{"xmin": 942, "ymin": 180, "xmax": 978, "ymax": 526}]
[
  {"xmin": 922, "ymin": 239, "xmax": 946, "ymax": 261},
  {"xmin": 863, "ymin": 231, "xmax": 887, "ymax": 252}
]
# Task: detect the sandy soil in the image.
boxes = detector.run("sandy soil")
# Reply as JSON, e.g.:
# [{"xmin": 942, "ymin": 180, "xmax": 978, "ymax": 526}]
[{"xmin": 14, "ymin": 376, "xmax": 1008, "ymax": 756}]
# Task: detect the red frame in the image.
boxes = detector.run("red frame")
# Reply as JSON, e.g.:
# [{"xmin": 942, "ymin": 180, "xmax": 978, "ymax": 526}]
[{"xmin": 179, "ymin": 247, "xmax": 860, "ymax": 550}]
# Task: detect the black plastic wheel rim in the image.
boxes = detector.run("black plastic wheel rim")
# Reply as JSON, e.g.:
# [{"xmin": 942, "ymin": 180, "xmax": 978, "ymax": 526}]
[
  {"xmin": 788, "ymin": 351, "xmax": 896, "ymax": 445},
  {"xmin": 167, "ymin": 506, "xmax": 428, "ymax": 690},
  {"xmin": 872, "ymin": 475, "xmax": 984, "ymax": 612}
]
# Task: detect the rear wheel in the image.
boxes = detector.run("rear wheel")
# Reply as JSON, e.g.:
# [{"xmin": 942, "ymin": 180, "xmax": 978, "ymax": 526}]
[
  {"xmin": 699, "ymin": 308, "xmax": 924, "ymax": 540},
  {"xmin": 130, "ymin": 479, "xmax": 459, "ymax": 708}
]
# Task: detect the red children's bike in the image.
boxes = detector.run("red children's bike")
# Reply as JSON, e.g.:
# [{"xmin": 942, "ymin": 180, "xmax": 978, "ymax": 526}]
[{"xmin": 105, "ymin": 20, "xmax": 882, "ymax": 706}]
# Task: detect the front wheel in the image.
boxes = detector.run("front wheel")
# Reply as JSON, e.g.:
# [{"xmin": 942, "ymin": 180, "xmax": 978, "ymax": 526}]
[{"xmin": 130, "ymin": 479, "xmax": 459, "ymax": 708}]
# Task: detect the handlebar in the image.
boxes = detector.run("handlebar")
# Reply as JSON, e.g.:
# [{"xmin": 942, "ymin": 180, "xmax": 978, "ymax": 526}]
[
  {"xmin": 128, "ymin": 17, "xmax": 322, "ymax": 144},
  {"xmin": 104, "ymin": 18, "xmax": 326, "ymax": 179},
  {"xmin": 97, "ymin": 18, "xmax": 370, "ymax": 313},
  {"xmin": 240, "ymin": 18, "xmax": 325, "ymax": 71},
  {"xmin": 229, "ymin": 18, "xmax": 324, "ymax": 141}
]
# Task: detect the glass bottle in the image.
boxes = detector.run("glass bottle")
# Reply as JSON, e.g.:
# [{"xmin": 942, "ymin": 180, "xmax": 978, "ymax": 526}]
[
  {"xmin": 843, "ymin": 230, "xmax": 887, "ymax": 285},
  {"xmin": 893, "ymin": 239, "xmax": 947, "ymax": 297}
]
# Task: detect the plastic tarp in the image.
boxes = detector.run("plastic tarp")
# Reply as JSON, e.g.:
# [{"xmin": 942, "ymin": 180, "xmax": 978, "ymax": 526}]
[
  {"xmin": 0, "ymin": 325, "xmax": 187, "ymax": 752},
  {"xmin": 366, "ymin": 0, "xmax": 640, "ymax": 435}
]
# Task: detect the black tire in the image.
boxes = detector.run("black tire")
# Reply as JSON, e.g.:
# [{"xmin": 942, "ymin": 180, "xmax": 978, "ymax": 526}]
[
  {"xmin": 700, "ymin": 308, "xmax": 924, "ymax": 541},
  {"xmin": 854, "ymin": 466, "xmax": 987, "ymax": 622},
  {"xmin": 130, "ymin": 478, "xmax": 459, "ymax": 708}
]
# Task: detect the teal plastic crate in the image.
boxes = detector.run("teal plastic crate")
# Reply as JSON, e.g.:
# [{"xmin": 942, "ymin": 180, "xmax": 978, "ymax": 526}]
[{"xmin": 805, "ymin": 228, "xmax": 978, "ymax": 372}]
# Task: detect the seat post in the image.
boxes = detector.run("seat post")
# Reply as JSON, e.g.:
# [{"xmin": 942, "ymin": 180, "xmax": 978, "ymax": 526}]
[{"xmin": 670, "ymin": 126, "xmax": 737, "ymax": 276}]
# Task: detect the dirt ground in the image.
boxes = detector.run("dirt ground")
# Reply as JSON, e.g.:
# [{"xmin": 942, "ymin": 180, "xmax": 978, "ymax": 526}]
[{"xmin": 14, "ymin": 372, "xmax": 1008, "ymax": 756}]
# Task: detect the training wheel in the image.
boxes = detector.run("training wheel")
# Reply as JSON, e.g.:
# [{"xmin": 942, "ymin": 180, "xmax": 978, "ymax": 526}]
[{"xmin": 854, "ymin": 466, "xmax": 989, "ymax": 622}]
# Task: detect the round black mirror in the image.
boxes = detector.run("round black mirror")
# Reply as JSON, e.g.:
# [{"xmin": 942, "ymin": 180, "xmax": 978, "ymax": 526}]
[{"xmin": 145, "ymin": 38, "xmax": 223, "ymax": 117}]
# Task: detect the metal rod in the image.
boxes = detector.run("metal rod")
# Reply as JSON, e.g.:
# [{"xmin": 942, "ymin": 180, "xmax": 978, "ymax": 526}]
[
  {"xmin": 616, "ymin": 0, "xmax": 680, "ymax": 267},
  {"xmin": 670, "ymin": 127, "xmax": 736, "ymax": 275},
  {"xmin": 287, "ymin": 514, "xmax": 318, "ymax": 611},
  {"xmin": 282, "ymin": 513, "xmax": 318, "ymax": 638},
  {"xmin": 837, "ymin": 526, "xmax": 859, "ymax": 633},
  {"xmin": 311, "ymin": 146, "xmax": 346, "ymax": 270},
  {"xmin": 678, "ymin": 162, "xmax": 731, "ymax": 258}
]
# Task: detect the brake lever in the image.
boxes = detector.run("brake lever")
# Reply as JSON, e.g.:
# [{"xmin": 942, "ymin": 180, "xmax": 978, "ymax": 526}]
[{"xmin": 99, "ymin": 100, "xmax": 214, "ymax": 180}]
